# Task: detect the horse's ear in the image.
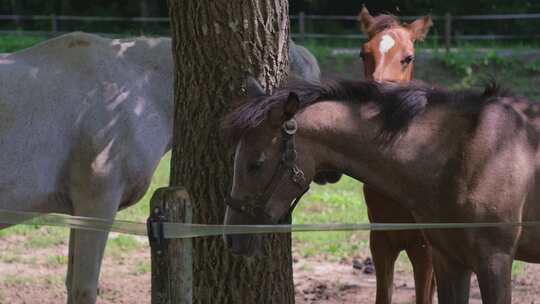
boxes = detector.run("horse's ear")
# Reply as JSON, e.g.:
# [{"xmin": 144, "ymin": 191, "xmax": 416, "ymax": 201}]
[
  {"xmin": 269, "ymin": 92, "xmax": 300, "ymax": 128},
  {"xmin": 268, "ymin": 91, "xmax": 300, "ymax": 126},
  {"xmin": 407, "ymin": 15, "xmax": 433, "ymax": 41},
  {"xmin": 284, "ymin": 92, "xmax": 300, "ymax": 120},
  {"xmin": 358, "ymin": 5, "xmax": 374, "ymax": 36},
  {"xmin": 246, "ymin": 76, "xmax": 266, "ymax": 98}
]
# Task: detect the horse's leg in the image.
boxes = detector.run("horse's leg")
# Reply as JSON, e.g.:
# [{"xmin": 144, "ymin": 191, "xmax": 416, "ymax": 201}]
[
  {"xmin": 406, "ymin": 238, "xmax": 435, "ymax": 304},
  {"xmin": 66, "ymin": 230, "xmax": 75, "ymax": 304},
  {"xmin": 432, "ymin": 249, "xmax": 471, "ymax": 304},
  {"xmin": 67, "ymin": 191, "xmax": 120, "ymax": 304},
  {"xmin": 370, "ymin": 231, "xmax": 399, "ymax": 304},
  {"xmin": 475, "ymin": 251, "xmax": 513, "ymax": 304}
]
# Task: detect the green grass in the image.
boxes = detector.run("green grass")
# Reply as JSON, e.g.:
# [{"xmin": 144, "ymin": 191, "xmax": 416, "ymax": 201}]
[
  {"xmin": 46, "ymin": 255, "xmax": 68, "ymax": 268},
  {"xmin": 512, "ymin": 260, "xmax": 526, "ymax": 278},
  {"xmin": 133, "ymin": 260, "xmax": 151, "ymax": 275},
  {"xmin": 0, "ymin": 225, "xmax": 69, "ymax": 251},
  {"xmin": 0, "ymin": 252, "xmax": 24, "ymax": 264},
  {"xmin": 2, "ymin": 274, "xmax": 35, "ymax": 286},
  {"xmin": 25, "ymin": 227, "xmax": 68, "ymax": 249},
  {"xmin": 292, "ymin": 176, "xmax": 368, "ymax": 258},
  {"xmin": 0, "ymin": 35, "xmax": 47, "ymax": 53},
  {"xmin": 105, "ymin": 235, "xmax": 143, "ymax": 258}
]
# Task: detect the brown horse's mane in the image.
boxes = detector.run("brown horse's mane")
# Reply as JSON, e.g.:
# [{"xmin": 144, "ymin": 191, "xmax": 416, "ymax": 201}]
[
  {"xmin": 222, "ymin": 79, "xmax": 511, "ymax": 143},
  {"xmin": 366, "ymin": 14, "xmax": 401, "ymax": 37}
]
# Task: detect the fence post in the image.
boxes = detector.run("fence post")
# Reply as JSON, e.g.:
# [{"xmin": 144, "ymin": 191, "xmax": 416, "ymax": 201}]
[
  {"xmin": 444, "ymin": 13, "xmax": 452, "ymax": 52},
  {"xmin": 299, "ymin": 11, "xmax": 305, "ymax": 45},
  {"xmin": 149, "ymin": 186, "xmax": 193, "ymax": 304},
  {"xmin": 51, "ymin": 14, "xmax": 58, "ymax": 35}
]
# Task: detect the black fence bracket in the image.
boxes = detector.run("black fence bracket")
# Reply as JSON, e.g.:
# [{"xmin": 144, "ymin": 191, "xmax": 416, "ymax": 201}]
[{"xmin": 147, "ymin": 206, "xmax": 166, "ymax": 255}]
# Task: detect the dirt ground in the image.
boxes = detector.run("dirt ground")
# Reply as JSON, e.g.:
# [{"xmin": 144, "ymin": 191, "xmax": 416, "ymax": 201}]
[
  {"xmin": 294, "ymin": 256, "xmax": 540, "ymax": 304},
  {"xmin": 2, "ymin": 233, "xmax": 540, "ymax": 304}
]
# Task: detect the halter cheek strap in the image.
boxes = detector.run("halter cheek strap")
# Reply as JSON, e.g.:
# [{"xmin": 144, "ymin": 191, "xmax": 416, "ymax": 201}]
[{"xmin": 226, "ymin": 118, "xmax": 309, "ymax": 224}]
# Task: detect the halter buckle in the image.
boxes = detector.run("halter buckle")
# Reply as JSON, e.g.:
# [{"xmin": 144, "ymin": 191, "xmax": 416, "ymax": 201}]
[{"xmin": 283, "ymin": 119, "xmax": 298, "ymax": 135}]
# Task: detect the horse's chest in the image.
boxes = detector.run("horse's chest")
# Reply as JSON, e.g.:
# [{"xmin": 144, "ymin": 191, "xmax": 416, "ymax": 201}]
[{"xmin": 119, "ymin": 173, "xmax": 152, "ymax": 210}]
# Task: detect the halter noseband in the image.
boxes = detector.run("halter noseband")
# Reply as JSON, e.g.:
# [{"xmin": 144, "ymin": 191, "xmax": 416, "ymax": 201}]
[{"xmin": 226, "ymin": 118, "xmax": 310, "ymax": 224}]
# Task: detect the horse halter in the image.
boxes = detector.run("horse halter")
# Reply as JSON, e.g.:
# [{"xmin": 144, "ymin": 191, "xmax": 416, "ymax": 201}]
[{"xmin": 226, "ymin": 118, "xmax": 310, "ymax": 224}]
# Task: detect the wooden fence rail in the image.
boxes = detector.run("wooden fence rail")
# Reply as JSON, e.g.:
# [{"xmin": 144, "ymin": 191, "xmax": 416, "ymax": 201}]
[{"xmin": 2, "ymin": 12, "xmax": 540, "ymax": 49}]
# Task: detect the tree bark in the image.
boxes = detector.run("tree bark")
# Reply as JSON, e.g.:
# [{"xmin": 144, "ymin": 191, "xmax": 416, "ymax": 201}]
[{"xmin": 167, "ymin": 1, "xmax": 293, "ymax": 304}]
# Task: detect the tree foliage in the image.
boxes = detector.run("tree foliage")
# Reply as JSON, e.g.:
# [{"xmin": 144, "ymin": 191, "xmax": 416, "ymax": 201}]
[
  {"xmin": 2, "ymin": 0, "xmax": 540, "ymax": 17},
  {"xmin": 290, "ymin": 0, "xmax": 540, "ymax": 15}
]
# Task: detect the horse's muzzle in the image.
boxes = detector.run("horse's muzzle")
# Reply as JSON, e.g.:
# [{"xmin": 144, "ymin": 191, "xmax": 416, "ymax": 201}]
[{"xmin": 223, "ymin": 206, "xmax": 263, "ymax": 256}]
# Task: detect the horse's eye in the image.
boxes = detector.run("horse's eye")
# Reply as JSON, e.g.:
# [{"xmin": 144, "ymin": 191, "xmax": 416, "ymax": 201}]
[
  {"xmin": 401, "ymin": 55, "xmax": 414, "ymax": 65},
  {"xmin": 247, "ymin": 161, "xmax": 264, "ymax": 174},
  {"xmin": 359, "ymin": 51, "xmax": 366, "ymax": 60}
]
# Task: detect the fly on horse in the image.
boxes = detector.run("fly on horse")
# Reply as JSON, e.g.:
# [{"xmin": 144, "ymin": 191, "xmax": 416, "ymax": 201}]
[
  {"xmin": 0, "ymin": 32, "xmax": 320, "ymax": 304},
  {"xmin": 224, "ymin": 78, "xmax": 540, "ymax": 304},
  {"xmin": 359, "ymin": 6, "xmax": 435, "ymax": 304}
]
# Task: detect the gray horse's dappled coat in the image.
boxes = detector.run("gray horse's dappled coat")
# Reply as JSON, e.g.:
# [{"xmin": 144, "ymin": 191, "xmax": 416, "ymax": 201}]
[
  {"xmin": 0, "ymin": 32, "xmax": 320, "ymax": 303},
  {"xmin": 289, "ymin": 40, "xmax": 321, "ymax": 83},
  {"xmin": 0, "ymin": 32, "xmax": 174, "ymax": 303}
]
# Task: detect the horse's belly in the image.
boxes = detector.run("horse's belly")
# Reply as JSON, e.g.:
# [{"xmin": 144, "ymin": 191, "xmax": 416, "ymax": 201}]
[{"xmin": 516, "ymin": 226, "xmax": 540, "ymax": 262}]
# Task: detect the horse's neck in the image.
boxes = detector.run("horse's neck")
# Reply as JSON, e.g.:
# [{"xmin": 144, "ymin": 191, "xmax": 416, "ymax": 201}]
[{"xmin": 299, "ymin": 101, "xmax": 466, "ymax": 205}]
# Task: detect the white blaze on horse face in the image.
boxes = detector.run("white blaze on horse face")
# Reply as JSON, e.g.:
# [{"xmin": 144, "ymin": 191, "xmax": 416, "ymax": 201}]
[
  {"xmin": 379, "ymin": 35, "xmax": 396, "ymax": 54},
  {"xmin": 375, "ymin": 34, "xmax": 396, "ymax": 81}
]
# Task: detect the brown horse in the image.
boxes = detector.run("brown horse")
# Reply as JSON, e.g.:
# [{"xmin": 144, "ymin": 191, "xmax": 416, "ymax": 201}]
[
  {"xmin": 223, "ymin": 78, "xmax": 540, "ymax": 304},
  {"xmin": 359, "ymin": 6, "xmax": 435, "ymax": 304}
]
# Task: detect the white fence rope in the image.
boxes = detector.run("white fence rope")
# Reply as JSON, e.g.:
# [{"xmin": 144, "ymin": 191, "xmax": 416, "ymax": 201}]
[{"xmin": 2, "ymin": 209, "xmax": 540, "ymax": 240}]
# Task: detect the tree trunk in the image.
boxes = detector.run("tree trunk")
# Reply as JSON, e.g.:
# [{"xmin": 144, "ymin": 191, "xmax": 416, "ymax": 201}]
[{"xmin": 167, "ymin": 1, "xmax": 293, "ymax": 304}]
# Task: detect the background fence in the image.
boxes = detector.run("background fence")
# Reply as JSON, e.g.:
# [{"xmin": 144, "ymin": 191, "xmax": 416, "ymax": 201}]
[{"xmin": 2, "ymin": 12, "xmax": 540, "ymax": 48}]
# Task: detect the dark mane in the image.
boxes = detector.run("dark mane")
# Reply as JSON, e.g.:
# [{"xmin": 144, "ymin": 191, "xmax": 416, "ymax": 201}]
[
  {"xmin": 222, "ymin": 79, "xmax": 513, "ymax": 143},
  {"xmin": 367, "ymin": 14, "xmax": 401, "ymax": 37}
]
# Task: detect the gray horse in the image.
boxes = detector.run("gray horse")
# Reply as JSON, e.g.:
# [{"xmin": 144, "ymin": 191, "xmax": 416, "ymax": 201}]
[
  {"xmin": 0, "ymin": 32, "xmax": 319, "ymax": 303},
  {"xmin": 289, "ymin": 40, "xmax": 321, "ymax": 83}
]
